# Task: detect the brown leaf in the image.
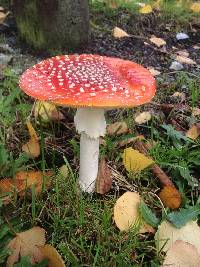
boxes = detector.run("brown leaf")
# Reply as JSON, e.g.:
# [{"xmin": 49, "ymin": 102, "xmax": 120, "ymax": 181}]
[
  {"xmin": 107, "ymin": 121, "xmax": 129, "ymax": 136},
  {"xmin": 162, "ymin": 240, "xmax": 200, "ymax": 267},
  {"xmin": 6, "ymin": 227, "xmax": 46, "ymax": 267},
  {"xmin": 96, "ymin": 158, "xmax": 112, "ymax": 194},
  {"xmin": 0, "ymin": 170, "xmax": 52, "ymax": 204},
  {"xmin": 22, "ymin": 121, "xmax": 40, "ymax": 158},
  {"xmin": 158, "ymin": 185, "xmax": 182, "ymax": 210},
  {"xmin": 175, "ymin": 55, "xmax": 196, "ymax": 65},
  {"xmin": 150, "ymin": 36, "xmax": 166, "ymax": 47},
  {"xmin": 147, "ymin": 67, "xmax": 161, "ymax": 76},
  {"xmin": 0, "ymin": 11, "xmax": 9, "ymax": 24},
  {"xmin": 38, "ymin": 244, "xmax": 65, "ymax": 267},
  {"xmin": 134, "ymin": 111, "xmax": 151, "ymax": 124},
  {"xmin": 118, "ymin": 135, "xmax": 144, "ymax": 147},
  {"xmin": 113, "ymin": 27, "xmax": 130, "ymax": 38},
  {"xmin": 192, "ymin": 107, "xmax": 200, "ymax": 116},
  {"xmin": 186, "ymin": 124, "xmax": 200, "ymax": 140}
]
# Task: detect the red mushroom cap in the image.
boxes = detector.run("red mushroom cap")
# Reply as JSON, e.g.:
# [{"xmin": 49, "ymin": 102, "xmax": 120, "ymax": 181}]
[{"xmin": 19, "ymin": 54, "xmax": 156, "ymax": 108}]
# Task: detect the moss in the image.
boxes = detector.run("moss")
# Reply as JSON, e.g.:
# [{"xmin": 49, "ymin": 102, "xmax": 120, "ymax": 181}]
[{"xmin": 15, "ymin": 0, "xmax": 45, "ymax": 49}]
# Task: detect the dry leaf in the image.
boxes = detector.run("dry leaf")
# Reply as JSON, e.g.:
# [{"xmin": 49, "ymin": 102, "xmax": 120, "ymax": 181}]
[
  {"xmin": 0, "ymin": 11, "xmax": 9, "ymax": 24},
  {"xmin": 148, "ymin": 67, "xmax": 161, "ymax": 76},
  {"xmin": 123, "ymin": 147, "xmax": 154, "ymax": 173},
  {"xmin": 192, "ymin": 107, "xmax": 200, "ymax": 116},
  {"xmin": 176, "ymin": 50, "xmax": 189, "ymax": 57},
  {"xmin": 107, "ymin": 121, "xmax": 129, "ymax": 136},
  {"xmin": 113, "ymin": 27, "xmax": 130, "ymax": 38},
  {"xmin": 186, "ymin": 124, "xmax": 200, "ymax": 140},
  {"xmin": 38, "ymin": 244, "xmax": 65, "ymax": 267},
  {"xmin": 139, "ymin": 4, "xmax": 152, "ymax": 14},
  {"xmin": 0, "ymin": 170, "xmax": 52, "ymax": 203},
  {"xmin": 6, "ymin": 227, "xmax": 46, "ymax": 267},
  {"xmin": 34, "ymin": 101, "xmax": 64, "ymax": 122},
  {"xmin": 22, "ymin": 121, "xmax": 40, "ymax": 158},
  {"xmin": 134, "ymin": 111, "xmax": 151, "ymax": 124},
  {"xmin": 118, "ymin": 135, "xmax": 145, "ymax": 147},
  {"xmin": 155, "ymin": 220, "xmax": 200, "ymax": 254},
  {"xmin": 96, "ymin": 158, "xmax": 112, "ymax": 194},
  {"xmin": 162, "ymin": 240, "xmax": 200, "ymax": 267},
  {"xmin": 114, "ymin": 191, "xmax": 155, "ymax": 233},
  {"xmin": 175, "ymin": 55, "xmax": 196, "ymax": 65},
  {"xmin": 159, "ymin": 185, "xmax": 182, "ymax": 210},
  {"xmin": 150, "ymin": 36, "xmax": 166, "ymax": 47},
  {"xmin": 190, "ymin": 2, "xmax": 200, "ymax": 13}
]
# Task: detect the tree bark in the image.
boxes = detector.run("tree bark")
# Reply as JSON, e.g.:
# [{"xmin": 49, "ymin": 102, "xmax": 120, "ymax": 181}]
[{"xmin": 12, "ymin": 0, "xmax": 89, "ymax": 51}]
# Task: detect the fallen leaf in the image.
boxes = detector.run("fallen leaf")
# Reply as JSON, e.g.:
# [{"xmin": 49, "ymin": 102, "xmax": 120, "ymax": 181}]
[
  {"xmin": 192, "ymin": 107, "xmax": 200, "ymax": 116},
  {"xmin": 118, "ymin": 135, "xmax": 145, "ymax": 147},
  {"xmin": 134, "ymin": 111, "xmax": 151, "ymax": 124},
  {"xmin": 6, "ymin": 227, "xmax": 46, "ymax": 267},
  {"xmin": 113, "ymin": 27, "xmax": 130, "ymax": 38},
  {"xmin": 96, "ymin": 158, "xmax": 112, "ymax": 194},
  {"xmin": 175, "ymin": 55, "xmax": 196, "ymax": 65},
  {"xmin": 123, "ymin": 147, "xmax": 154, "ymax": 174},
  {"xmin": 162, "ymin": 240, "xmax": 200, "ymax": 267},
  {"xmin": 186, "ymin": 124, "xmax": 200, "ymax": 140},
  {"xmin": 158, "ymin": 185, "xmax": 182, "ymax": 210},
  {"xmin": 176, "ymin": 50, "xmax": 189, "ymax": 57},
  {"xmin": 190, "ymin": 2, "xmax": 200, "ymax": 13},
  {"xmin": 0, "ymin": 11, "xmax": 9, "ymax": 24},
  {"xmin": 34, "ymin": 101, "xmax": 64, "ymax": 122},
  {"xmin": 155, "ymin": 220, "xmax": 200, "ymax": 254},
  {"xmin": 139, "ymin": 4, "xmax": 152, "ymax": 14},
  {"xmin": 150, "ymin": 36, "xmax": 166, "ymax": 47},
  {"xmin": 38, "ymin": 244, "xmax": 65, "ymax": 267},
  {"xmin": 0, "ymin": 170, "xmax": 52, "ymax": 203},
  {"xmin": 114, "ymin": 191, "xmax": 155, "ymax": 233},
  {"xmin": 22, "ymin": 121, "xmax": 40, "ymax": 158},
  {"xmin": 147, "ymin": 67, "xmax": 161, "ymax": 76},
  {"xmin": 171, "ymin": 92, "xmax": 186, "ymax": 102},
  {"xmin": 107, "ymin": 121, "xmax": 129, "ymax": 136}
]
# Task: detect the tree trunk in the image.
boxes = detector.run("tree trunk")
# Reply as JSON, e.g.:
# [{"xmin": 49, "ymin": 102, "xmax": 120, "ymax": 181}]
[{"xmin": 12, "ymin": 0, "xmax": 89, "ymax": 51}]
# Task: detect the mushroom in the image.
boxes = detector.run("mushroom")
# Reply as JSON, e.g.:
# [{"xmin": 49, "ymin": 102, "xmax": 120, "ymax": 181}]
[{"xmin": 19, "ymin": 54, "xmax": 156, "ymax": 193}]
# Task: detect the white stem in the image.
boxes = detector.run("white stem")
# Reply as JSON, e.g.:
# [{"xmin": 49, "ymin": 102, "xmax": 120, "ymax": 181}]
[
  {"xmin": 74, "ymin": 108, "xmax": 106, "ymax": 193},
  {"xmin": 79, "ymin": 133, "xmax": 99, "ymax": 192}
]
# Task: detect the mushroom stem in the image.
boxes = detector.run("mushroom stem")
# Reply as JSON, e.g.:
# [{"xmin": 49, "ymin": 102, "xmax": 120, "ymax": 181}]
[{"xmin": 74, "ymin": 108, "xmax": 106, "ymax": 192}]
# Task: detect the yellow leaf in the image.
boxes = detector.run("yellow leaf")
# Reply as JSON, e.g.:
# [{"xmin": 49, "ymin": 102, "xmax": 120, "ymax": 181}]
[
  {"xmin": 139, "ymin": 4, "xmax": 153, "ymax": 14},
  {"xmin": 162, "ymin": 240, "xmax": 200, "ymax": 267},
  {"xmin": 38, "ymin": 245, "xmax": 65, "ymax": 267},
  {"xmin": 26, "ymin": 121, "xmax": 38, "ymax": 140},
  {"xmin": 22, "ymin": 121, "xmax": 40, "ymax": 158},
  {"xmin": 113, "ymin": 27, "xmax": 130, "ymax": 38},
  {"xmin": 150, "ymin": 36, "xmax": 166, "ymax": 47},
  {"xmin": 122, "ymin": 147, "xmax": 154, "ymax": 173},
  {"xmin": 34, "ymin": 101, "xmax": 64, "ymax": 122},
  {"xmin": 114, "ymin": 191, "xmax": 155, "ymax": 233},
  {"xmin": 190, "ymin": 2, "xmax": 200, "ymax": 13},
  {"xmin": 186, "ymin": 124, "xmax": 200, "ymax": 140},
  {"xmin": 6, "ymin": 227, "xmax": 46, "ymax": 267}
]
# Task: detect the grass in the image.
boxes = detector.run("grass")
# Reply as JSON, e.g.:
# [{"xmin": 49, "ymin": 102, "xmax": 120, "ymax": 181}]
[
  {"xmin": 0, "ymin": 67, "xmax": 200, "ymax": 266},
  {"xmin": 0, "ymin": 1, "xmax": 200, "ymax": 265}
]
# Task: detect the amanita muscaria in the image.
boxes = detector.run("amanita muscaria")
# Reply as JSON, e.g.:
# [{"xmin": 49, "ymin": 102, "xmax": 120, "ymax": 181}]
[{"xmin": 19, "ymin": 54, "xmax": 156, "ymax": 193}]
